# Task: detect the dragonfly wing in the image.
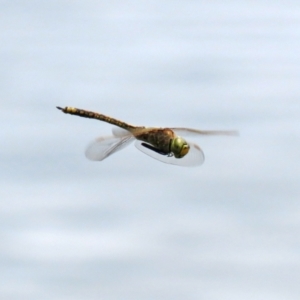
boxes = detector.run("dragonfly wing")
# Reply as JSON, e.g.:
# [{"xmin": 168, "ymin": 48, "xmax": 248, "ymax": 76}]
[
  {"xmin": 171, "ymin": 128, "xmax": 239, "ymax": 137},
  {"xmin": 85, "ymin": 135, "xmax": 134, "ymax": 161},
  {"xmin": 135, "ymin": 140, "xmax": 204, "ymax": 167},
  {"xmin": 112, "ymin": 127, "xmax": 131, "ymax": 137}
]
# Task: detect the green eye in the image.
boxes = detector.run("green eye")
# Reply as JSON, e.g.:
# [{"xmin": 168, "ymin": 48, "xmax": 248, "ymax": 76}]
[
  {"xmin": 180, "ymin": 144, "xmax": 190, "ymax": 157},
  {"xmin": 170, "ymin": 137, "xmax": 190, "ymax": 158}
]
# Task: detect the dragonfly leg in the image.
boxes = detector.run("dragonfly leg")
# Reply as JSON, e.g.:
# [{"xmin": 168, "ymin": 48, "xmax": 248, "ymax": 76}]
[{"xmin": 141, "ymin": 143, "xmax": 169, "ymax": 156}]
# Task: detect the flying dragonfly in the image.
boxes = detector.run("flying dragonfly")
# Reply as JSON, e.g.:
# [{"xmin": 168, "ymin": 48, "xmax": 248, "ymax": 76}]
[{"xmin": 57, "ymin": 106, "xmax": 238, "ymax": 167}]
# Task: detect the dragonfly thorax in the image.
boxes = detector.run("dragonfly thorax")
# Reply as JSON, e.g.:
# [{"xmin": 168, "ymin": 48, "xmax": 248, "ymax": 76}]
[{"xmin": 170, "ymin": 136, "xmax": 190, "ymax": 158}]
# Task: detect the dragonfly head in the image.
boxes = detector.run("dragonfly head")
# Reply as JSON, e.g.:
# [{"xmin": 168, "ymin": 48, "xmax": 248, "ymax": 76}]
[{"xmin": 170, "ymin": 136, "xmax": 190, "ymax": 158}]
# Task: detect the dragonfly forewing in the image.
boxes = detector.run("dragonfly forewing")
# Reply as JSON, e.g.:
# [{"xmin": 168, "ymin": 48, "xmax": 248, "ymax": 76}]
[{"xmin": 171, "ymin": 128, "xmax": 239, "ymax": 137}]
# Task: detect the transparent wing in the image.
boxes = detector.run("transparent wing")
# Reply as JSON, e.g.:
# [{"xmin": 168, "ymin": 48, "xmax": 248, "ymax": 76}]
[
  {"xmin": 135, "ymin": 140, "xmax": 204, "ymax": 167},
  {"xmin": 85, "ymin": 135, "xmax": 134, "ymax": 161},
  {"xmin": 112, "ymin": 126, "xmax": 150, "ymax": 137},
  {"xmin": 171, "ymin": 128, "xmax": 239, "ymax": 137},
  {"xmin": 112, "ymin": 127, "xmax": 131, "ymax": 137}
]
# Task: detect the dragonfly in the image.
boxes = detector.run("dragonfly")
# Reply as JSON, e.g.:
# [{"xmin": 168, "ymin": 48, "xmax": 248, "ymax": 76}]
[{"xmin": 57, "ymin": 106, "xmax": 238, "ymax": 167}]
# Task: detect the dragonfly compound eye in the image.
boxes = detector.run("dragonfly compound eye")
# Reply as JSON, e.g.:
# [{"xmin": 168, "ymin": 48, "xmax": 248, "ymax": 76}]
[
  {"xmin": 180, "ymin": 144, "xmax": 190, "ymax": 157},
  {"xmin": 171, "ymin": 137, "xmax": 190, "ymax": 158}
]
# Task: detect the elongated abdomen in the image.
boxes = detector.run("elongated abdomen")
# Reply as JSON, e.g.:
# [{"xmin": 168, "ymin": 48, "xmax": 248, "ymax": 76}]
[{"xmin": 56, "ymin": 106, "xmax": 136, "ymax": 131}]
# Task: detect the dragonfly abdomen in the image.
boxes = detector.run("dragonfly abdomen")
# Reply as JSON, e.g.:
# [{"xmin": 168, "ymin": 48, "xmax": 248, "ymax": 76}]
[{"xmin": 57, "ymin": 106, "xmax": 136, "ymax": 131}]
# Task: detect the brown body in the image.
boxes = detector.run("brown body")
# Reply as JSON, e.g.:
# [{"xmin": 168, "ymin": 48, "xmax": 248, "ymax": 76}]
[
  {"xmin": 134, "ymin": 128, "xmax": 175, "ymax": 154},
  {"xmin": 57, "ymin": 105, "xmax": 237, "ymax": 165},
  {"xmin": 57, "ymin": 106, "xmax": 175, "ymax": 154},
  {"xmin": 58, "ymin": 106, "xmax": 137, "ymax": 130}
]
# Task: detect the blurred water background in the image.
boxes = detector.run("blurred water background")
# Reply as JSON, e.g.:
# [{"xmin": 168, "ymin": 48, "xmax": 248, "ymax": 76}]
[{"xmin": 0, "ymin": 1, "xmax": 299, "ymax": 299}]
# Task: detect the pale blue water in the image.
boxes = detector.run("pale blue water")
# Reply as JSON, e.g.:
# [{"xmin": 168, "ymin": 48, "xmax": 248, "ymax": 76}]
[{"xmin": 1, "ymin": 1, "xmax": 300, "ymax": 299}]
